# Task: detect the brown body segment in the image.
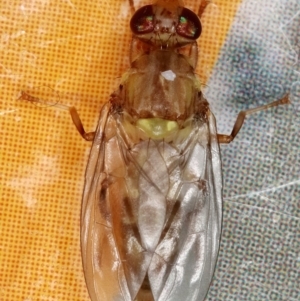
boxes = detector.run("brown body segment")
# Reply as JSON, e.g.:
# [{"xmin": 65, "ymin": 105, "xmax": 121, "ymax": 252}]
[{"xmin": 19, "ymin": 91, "xmax": 289, "ymax": 144}]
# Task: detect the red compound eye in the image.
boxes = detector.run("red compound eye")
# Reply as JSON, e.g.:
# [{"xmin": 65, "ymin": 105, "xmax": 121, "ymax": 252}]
[
  {"xmin": 176, "ymin": 7, "xmax": 201, "ymax": 39},
  {"xmin": 130, "ymin": 5, "xmax": 154, "ymax": 35}
]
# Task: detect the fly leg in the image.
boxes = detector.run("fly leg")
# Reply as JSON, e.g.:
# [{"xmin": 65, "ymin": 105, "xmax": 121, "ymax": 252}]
[
  {"xmin": 18, "ymin": 90, "xmax": 95, "ymax": 141},
  {"xmin": 217, "ymin": 95, "xmax": 290, "ymax": 144},
  {"xmin": 40, "ymin": 104, "xmax": 95, "ymax": 141},
  {"xmin": 40, "ymin": 103, "xmax": 95, "ymax": 141},
  {"xmin": 198, "ymin": 0, "xmax": 211, "ymax": 18},
  {"xmin": 68, "ymin": 106, "xmax": 95, "ymax": 141}
]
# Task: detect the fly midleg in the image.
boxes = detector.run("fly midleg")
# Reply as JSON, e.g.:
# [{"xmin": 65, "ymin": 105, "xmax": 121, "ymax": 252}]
[{"xmin": 217, "ymin": 94, "xmax": 290, "ymax": 144}]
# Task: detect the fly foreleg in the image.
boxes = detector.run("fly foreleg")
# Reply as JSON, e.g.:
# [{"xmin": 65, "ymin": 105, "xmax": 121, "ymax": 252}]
[
  {"xmin": 18, "ymin": 90, "xmax": 95, "ymax": 141},
  {"xmin": 69, "ymin": 107, "xmax": 95, "ymax": 141},
  {"xmin": 217, "ymin": 95, "xmax": 290, "ymax": 144}
]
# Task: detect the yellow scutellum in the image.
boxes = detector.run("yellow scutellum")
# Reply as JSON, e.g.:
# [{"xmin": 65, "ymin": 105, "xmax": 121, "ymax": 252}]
[{"xmin": 136, "ymin": 117, "xmax": 179, "ymax": 139}]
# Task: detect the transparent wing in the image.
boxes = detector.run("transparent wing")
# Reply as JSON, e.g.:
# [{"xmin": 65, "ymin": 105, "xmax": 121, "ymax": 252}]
[
  {"xmin": 81, "ymin": 104, "xmax": 222, "ymax": 301},
  {"xmin": 80, "ymin": 103, "xmax": 128, "ymax": 301}
]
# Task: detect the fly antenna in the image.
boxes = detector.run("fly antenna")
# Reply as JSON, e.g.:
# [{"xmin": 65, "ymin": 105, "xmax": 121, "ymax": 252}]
[
  {"xmin": 128, "ymin": 0, "xmax": 135, "ymax": 14},
  {"xmin": 198, "ymin": 0, "xmax": 210, "ymax": 18}
]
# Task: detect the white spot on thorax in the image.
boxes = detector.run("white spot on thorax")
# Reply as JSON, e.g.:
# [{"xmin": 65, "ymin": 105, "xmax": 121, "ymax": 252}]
[{"xmin": 161, "ymin": 70, "xmax": 176, "ymax": 81}]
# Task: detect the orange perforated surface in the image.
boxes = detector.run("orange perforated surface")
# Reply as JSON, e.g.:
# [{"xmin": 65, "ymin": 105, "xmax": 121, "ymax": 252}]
[{"xmin": 0, "ymin": 0, "xmax": 241, "ymax": 300}]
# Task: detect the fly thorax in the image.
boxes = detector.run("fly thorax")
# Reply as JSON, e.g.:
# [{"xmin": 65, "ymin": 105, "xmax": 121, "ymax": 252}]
[{"xmin": 121, "ymin": 50, "xmax": 199, "ymax": 121}]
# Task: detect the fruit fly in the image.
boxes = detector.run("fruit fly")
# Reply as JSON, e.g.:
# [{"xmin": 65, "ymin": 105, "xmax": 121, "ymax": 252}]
[{"xmin": 19, "ymin": 0, "xmax": 289, "ymax": 300}]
